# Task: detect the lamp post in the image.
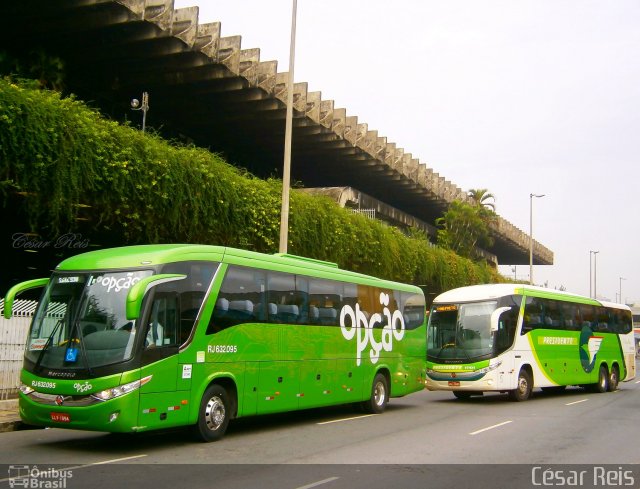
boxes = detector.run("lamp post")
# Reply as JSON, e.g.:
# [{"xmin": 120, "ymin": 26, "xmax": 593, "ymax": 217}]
[
  {"xmin": 589, "ymin": 250, "xmax": 598, "ymax": 298},
  {"xmin": 619, "ymin": 277, "xmax": 626, "ymax": 304},
  {"xmin": 278, "ymin": 0, "xmax": 298, "ymax": 254},
  {"xmin": 130, "ymin": 91, "xmax": 149, "ymax": 132},
  {"xmin": 592, "ymin": 251, "xmax": 600, "ymax": 299},
  {"xmin": 529, "ymin": 193, "xmax": 544, "ymax": 285}
]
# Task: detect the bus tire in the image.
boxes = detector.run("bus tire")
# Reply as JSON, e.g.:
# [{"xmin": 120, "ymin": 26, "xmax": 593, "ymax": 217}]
[
  {"xmin": 361, "ymin": 373, "xmax": 389, "ymax": 414},
  {"xmin": 591, "ymin": 365, "xmax": 609, "ymax": 393},
  {"xmin": 508, "ymin": 369, "xmax": 532, "ymax": 402},
  {"xmin": 608, "ymin": 365, "xmax": 619, "ymax": 392},
  {"xmin": 194, "ymin": 384, "xmax": 231, "ymax": 442}
]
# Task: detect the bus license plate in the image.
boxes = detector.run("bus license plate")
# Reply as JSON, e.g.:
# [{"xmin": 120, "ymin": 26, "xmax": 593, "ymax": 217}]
[
  {"xmin": 50, "ymin": 412, "xmax": 71, "ymax": 423},
  {"xmin": 448, "ymin": 381, "xmax": 461, "ymax": 387}
]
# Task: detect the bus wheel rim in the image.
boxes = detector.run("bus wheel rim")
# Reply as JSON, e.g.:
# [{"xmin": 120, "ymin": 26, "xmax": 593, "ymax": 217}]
[
  {"xmin": 374, "ymin": 381, "xmax": 386, "ymax": 406},
  {"xmin": 204, "ymin": 396, "xmax": 226, "ymax": 431},
  {"xmin": 518, "ymin": 376, "xmax": 528, "ymax": 394}
]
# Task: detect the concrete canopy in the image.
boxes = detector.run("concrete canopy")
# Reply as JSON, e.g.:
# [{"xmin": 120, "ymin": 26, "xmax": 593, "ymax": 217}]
[{"xmin": 0, "ymin": 0, "xmax": 553, "ymax": 270}]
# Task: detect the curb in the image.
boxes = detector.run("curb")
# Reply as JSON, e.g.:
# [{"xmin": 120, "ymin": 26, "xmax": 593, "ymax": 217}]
[
  {"xmin": 0, "ymin": 399, "xmax": 21, "ymax": 432},
  {"xmin": 0, "ymin": 399, "xmax": 18, "ymax": 409}
]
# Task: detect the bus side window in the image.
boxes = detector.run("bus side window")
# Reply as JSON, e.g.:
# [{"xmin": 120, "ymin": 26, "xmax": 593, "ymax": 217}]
[
  {"xmin": 146, "ymin": 293, "xmax": 178, "ymax": 348},
  {"xmin": 402, "ymin": 292, "xmax": 426, "ymax": 330},
  {"xmin": 522, "ymin": 297, "xmax": 543, "ymax": 334},
  {"xmin": 309, "ymin": 278, "xmax": 343, "ymax": 327},
  {"xmin": 206, "ymin": 265, "xmax": 264, "ymax": 334},
  {"xmin": 496, "ymin": 305, "xmax": 519, "ymax": 353}
]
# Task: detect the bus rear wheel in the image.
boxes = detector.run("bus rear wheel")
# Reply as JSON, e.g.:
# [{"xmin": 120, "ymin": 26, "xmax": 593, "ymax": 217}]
[
  {"xmin": 361, "ymin": 373, "xmax": 389, "ymax": 414},
  {"xmin": 608, "ymin": 365, "xmax": 619, "ymax": 392},
  {"xmin": 591, "ymin": 365, "xmax": 609, "ymax": 393},
  {"xmin": 194, "ymin": 384, "xmax": 231, "ymax": 442},
  {"xmin": 508, "ymin": 369, "xmax": 532, "ymax": 402}
]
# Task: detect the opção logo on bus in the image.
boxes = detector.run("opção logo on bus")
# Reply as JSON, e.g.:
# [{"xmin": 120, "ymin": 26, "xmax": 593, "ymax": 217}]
[
  {"xmin": 93, "ymin": 273, "xmax": 143, "ymax": 293},
  {"xmin": 339, "ymin": 292, "xmax": 405, "ymax": 366}
]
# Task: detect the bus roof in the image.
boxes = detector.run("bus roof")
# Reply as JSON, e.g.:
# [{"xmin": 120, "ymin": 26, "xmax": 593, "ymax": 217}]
[
  {"xmin": 55, "ymin": 244, "xmax": 422, "ymax": 293},
  {"xmin": 433, "ymin": 283, "xmax": 630, "ymax": 311}
]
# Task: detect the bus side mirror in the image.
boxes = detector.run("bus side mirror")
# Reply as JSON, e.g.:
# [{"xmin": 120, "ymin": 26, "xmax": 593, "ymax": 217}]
[
  {"xmin": 490, "ymin": 307, "xmax": 512, "ymax": 332},
  {"xmin": 3, "ymin": 278, "xmax": 49, "ymax": 319},
  {"xmin": 125, "ymin": 274, "xmax": 187, "ymax": 320}
]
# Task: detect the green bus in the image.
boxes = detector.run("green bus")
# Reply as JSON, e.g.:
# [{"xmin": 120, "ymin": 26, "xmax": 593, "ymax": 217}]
[
  {"xmin": 4, "ymin": 245, "xmax": 426, "ymax": 441},
  {"xmin": 425, "ymin": 284, "xmax": 636, "ymax": 401}
]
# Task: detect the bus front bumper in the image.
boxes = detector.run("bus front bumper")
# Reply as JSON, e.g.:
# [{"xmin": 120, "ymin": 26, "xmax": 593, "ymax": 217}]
[
  {"xmin": 425, "ymin": 369, "xmax": 500, "ymax": 392},
  {"xmin": 19, "ymin": 391, "xmax": 141, "ymax": 433}
]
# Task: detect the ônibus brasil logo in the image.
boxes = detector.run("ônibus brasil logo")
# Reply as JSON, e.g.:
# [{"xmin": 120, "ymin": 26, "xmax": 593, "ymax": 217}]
[{"xmin": 339, "ymin": 292, "xmax": 405, "ymax": 366}]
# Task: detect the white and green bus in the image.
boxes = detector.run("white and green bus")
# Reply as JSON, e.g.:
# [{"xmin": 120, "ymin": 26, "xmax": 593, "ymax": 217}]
[
  {"xmin": 425, "ymin": 284, "xmax": 636, "ymax": 401},
  {"xmin": 3, "ymin": 245, "xmax": 426, "ymax": 441}
]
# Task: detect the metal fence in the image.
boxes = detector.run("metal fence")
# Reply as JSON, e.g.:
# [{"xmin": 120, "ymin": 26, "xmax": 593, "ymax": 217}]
[
  {"xmin": 349, "ymin": 208, "xmax": 376, "ymax": 219},
  {"xmin": 0, "ymin": 299, "xmax": 36, "ymax": 400}
]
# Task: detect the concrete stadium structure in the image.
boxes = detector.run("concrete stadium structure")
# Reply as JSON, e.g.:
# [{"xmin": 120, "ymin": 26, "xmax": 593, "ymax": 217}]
[{"xmin": 0, "ymin": 0, "xmax": 553, "ymax": 281}]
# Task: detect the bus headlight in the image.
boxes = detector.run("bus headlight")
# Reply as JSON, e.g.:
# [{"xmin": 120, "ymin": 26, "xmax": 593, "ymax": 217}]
[
  {"xmin": 476, "ymin": 360, "xmax": 502, "ymax": 375},
  {"xmin": 92, "ymin": 375, "xmax": 152, "ymax": 401},
  {"xmin": 19, "ymin": 384, "xmax": 35, "ymax": 396}
]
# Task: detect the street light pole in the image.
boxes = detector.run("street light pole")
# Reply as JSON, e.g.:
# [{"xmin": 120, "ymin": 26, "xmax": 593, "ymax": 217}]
[
  {"xmin": 278, "ymin": 0, "xmax": 298, "ymax": 254},
  {"xmin": 593, "ymin": 251, "xmax": 599, "ymax": 299},
  {"xmin": 130, "ymin": 91, "xmax": 149, "ymax": 132},
  {"xmin": 529, "ymin": 193, "xmax": 544, "ymax": 285},
  {"xmin": 589, "ymin": 250, "xmax": 598, "ymax": 298}
]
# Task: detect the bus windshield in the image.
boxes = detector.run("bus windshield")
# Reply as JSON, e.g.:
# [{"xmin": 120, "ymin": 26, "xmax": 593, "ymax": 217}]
[
  {"xmin": 427, "ymin": 296, "xmax": 521, "ymax": 362},
  {"xmin": 25, "ymin": 270, "xmax": 153, "ymax": 372}
]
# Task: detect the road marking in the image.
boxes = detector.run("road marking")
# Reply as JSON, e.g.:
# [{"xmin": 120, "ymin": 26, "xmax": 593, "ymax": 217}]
[
  {"xmin": 295, "ymin": 476, "xmax": 340, "ymax": 489},
  {"xmin": 469, "ymin": 420, "xmax": 512, "ymax": 435},
  {"xmin": 635, "ymin": 380, "xmax": 640, "ymax": 384},
  {"xmin": 565, "ymin": 399, "xmax": 589, "ymax": 406},
  {"xmin": 317, "ymin": 414, "xmax": 376, "ymax": 425},
  {"xmin": 0, "ymin": 455, "xmax": 147, "ymax": 483}
]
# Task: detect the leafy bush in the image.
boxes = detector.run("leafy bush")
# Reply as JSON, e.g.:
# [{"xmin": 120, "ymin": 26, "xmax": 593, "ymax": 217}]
[{"xmin": 0, "ymin": 78, "xmax": 504, "ymax": 295}]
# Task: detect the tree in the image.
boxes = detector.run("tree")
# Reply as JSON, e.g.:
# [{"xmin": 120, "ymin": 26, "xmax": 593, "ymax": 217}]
[
  {"xmin": 468, "ymin": 188, "xmax": 495, "ymax": 212},
  {"xmin": 467, "ymin": 187, "xmax": 498, "ymax": 237},
  {"xmin": 436, "ymin": 200, "xmax": 494, "ymax": 260}
]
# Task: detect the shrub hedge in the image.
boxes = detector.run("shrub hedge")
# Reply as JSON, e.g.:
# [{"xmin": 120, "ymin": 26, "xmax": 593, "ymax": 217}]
[{"xmin": 0, "ymin": 78, "xmax": 504, "ymax": 295}]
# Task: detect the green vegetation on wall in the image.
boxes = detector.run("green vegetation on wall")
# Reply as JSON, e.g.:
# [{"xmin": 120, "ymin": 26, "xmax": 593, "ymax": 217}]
[{"xmin": 0, "ymin": 78, "xmax": 504, "ymax": 295}]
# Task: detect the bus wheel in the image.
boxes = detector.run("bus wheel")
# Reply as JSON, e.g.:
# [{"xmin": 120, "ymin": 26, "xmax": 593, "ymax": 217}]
[
  {"xmin": 194, "ymin": 384, "xmax": 230, "ymax": 442},
  {"xmin": 508, "ymin": 369, "xmax": 532, "ymax": 402},
  {"xmin": 608, "ymin": 365, "xmax": 619, "ymax": 392},
  {"xmin": 592, "ymin": 365, "xmax": 609, "ymax": 393},
  {"xmin": 361, "ymin": 373, "xmax": 389, "ymax": 414}
]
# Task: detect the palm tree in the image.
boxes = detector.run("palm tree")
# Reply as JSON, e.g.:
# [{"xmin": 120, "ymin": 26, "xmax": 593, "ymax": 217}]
[
  {"xmin": 468, "ymin": 188, "xmax": 495, "ymax": 212},
  {"xmin": 436, "ymin": 200, "xmax": 494, "ymax": 259}
]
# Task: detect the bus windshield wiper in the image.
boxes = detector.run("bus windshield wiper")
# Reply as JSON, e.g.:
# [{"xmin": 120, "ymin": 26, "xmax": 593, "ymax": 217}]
[
  {"xmin": 33, "ymin": 319, "xmax": 64, "ymax": 372},
  {"xmin": 72, "ymin": 316, "xmax": 94, "ymax": 376}
]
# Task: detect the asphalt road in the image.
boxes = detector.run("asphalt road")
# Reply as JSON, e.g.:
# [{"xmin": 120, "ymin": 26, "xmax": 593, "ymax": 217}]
[{"xmin": 1, "ymin": 376, "xmax": 639, "ymax": 489}]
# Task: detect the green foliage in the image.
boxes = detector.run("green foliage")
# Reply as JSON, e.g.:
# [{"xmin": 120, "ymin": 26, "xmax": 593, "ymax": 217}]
[
  {"xmin": 0, "ymin": 78, "xmax": 505, "ymax": 295},
  {"xmin": 0, "ymin": 50, "xmax": 65, "ymax": 91},
  {"xmin": 436, "ymin": 200, "xmax": 495, "ymax": 260},
  {"xmin": 468, "ymin": 188, "xmax": 496, "ymax": 211}
]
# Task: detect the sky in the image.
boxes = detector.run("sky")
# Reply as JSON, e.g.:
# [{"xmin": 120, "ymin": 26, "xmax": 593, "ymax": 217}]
[{"xmin": 174, "ymin": 0, "xmax": 640, "ymax": 304}]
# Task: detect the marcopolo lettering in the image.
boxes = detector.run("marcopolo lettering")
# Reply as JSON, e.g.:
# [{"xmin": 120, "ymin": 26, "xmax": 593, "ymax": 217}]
[{"xmin": 340, "ymin": 292, "xmax": 405, "ymax": 366}]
